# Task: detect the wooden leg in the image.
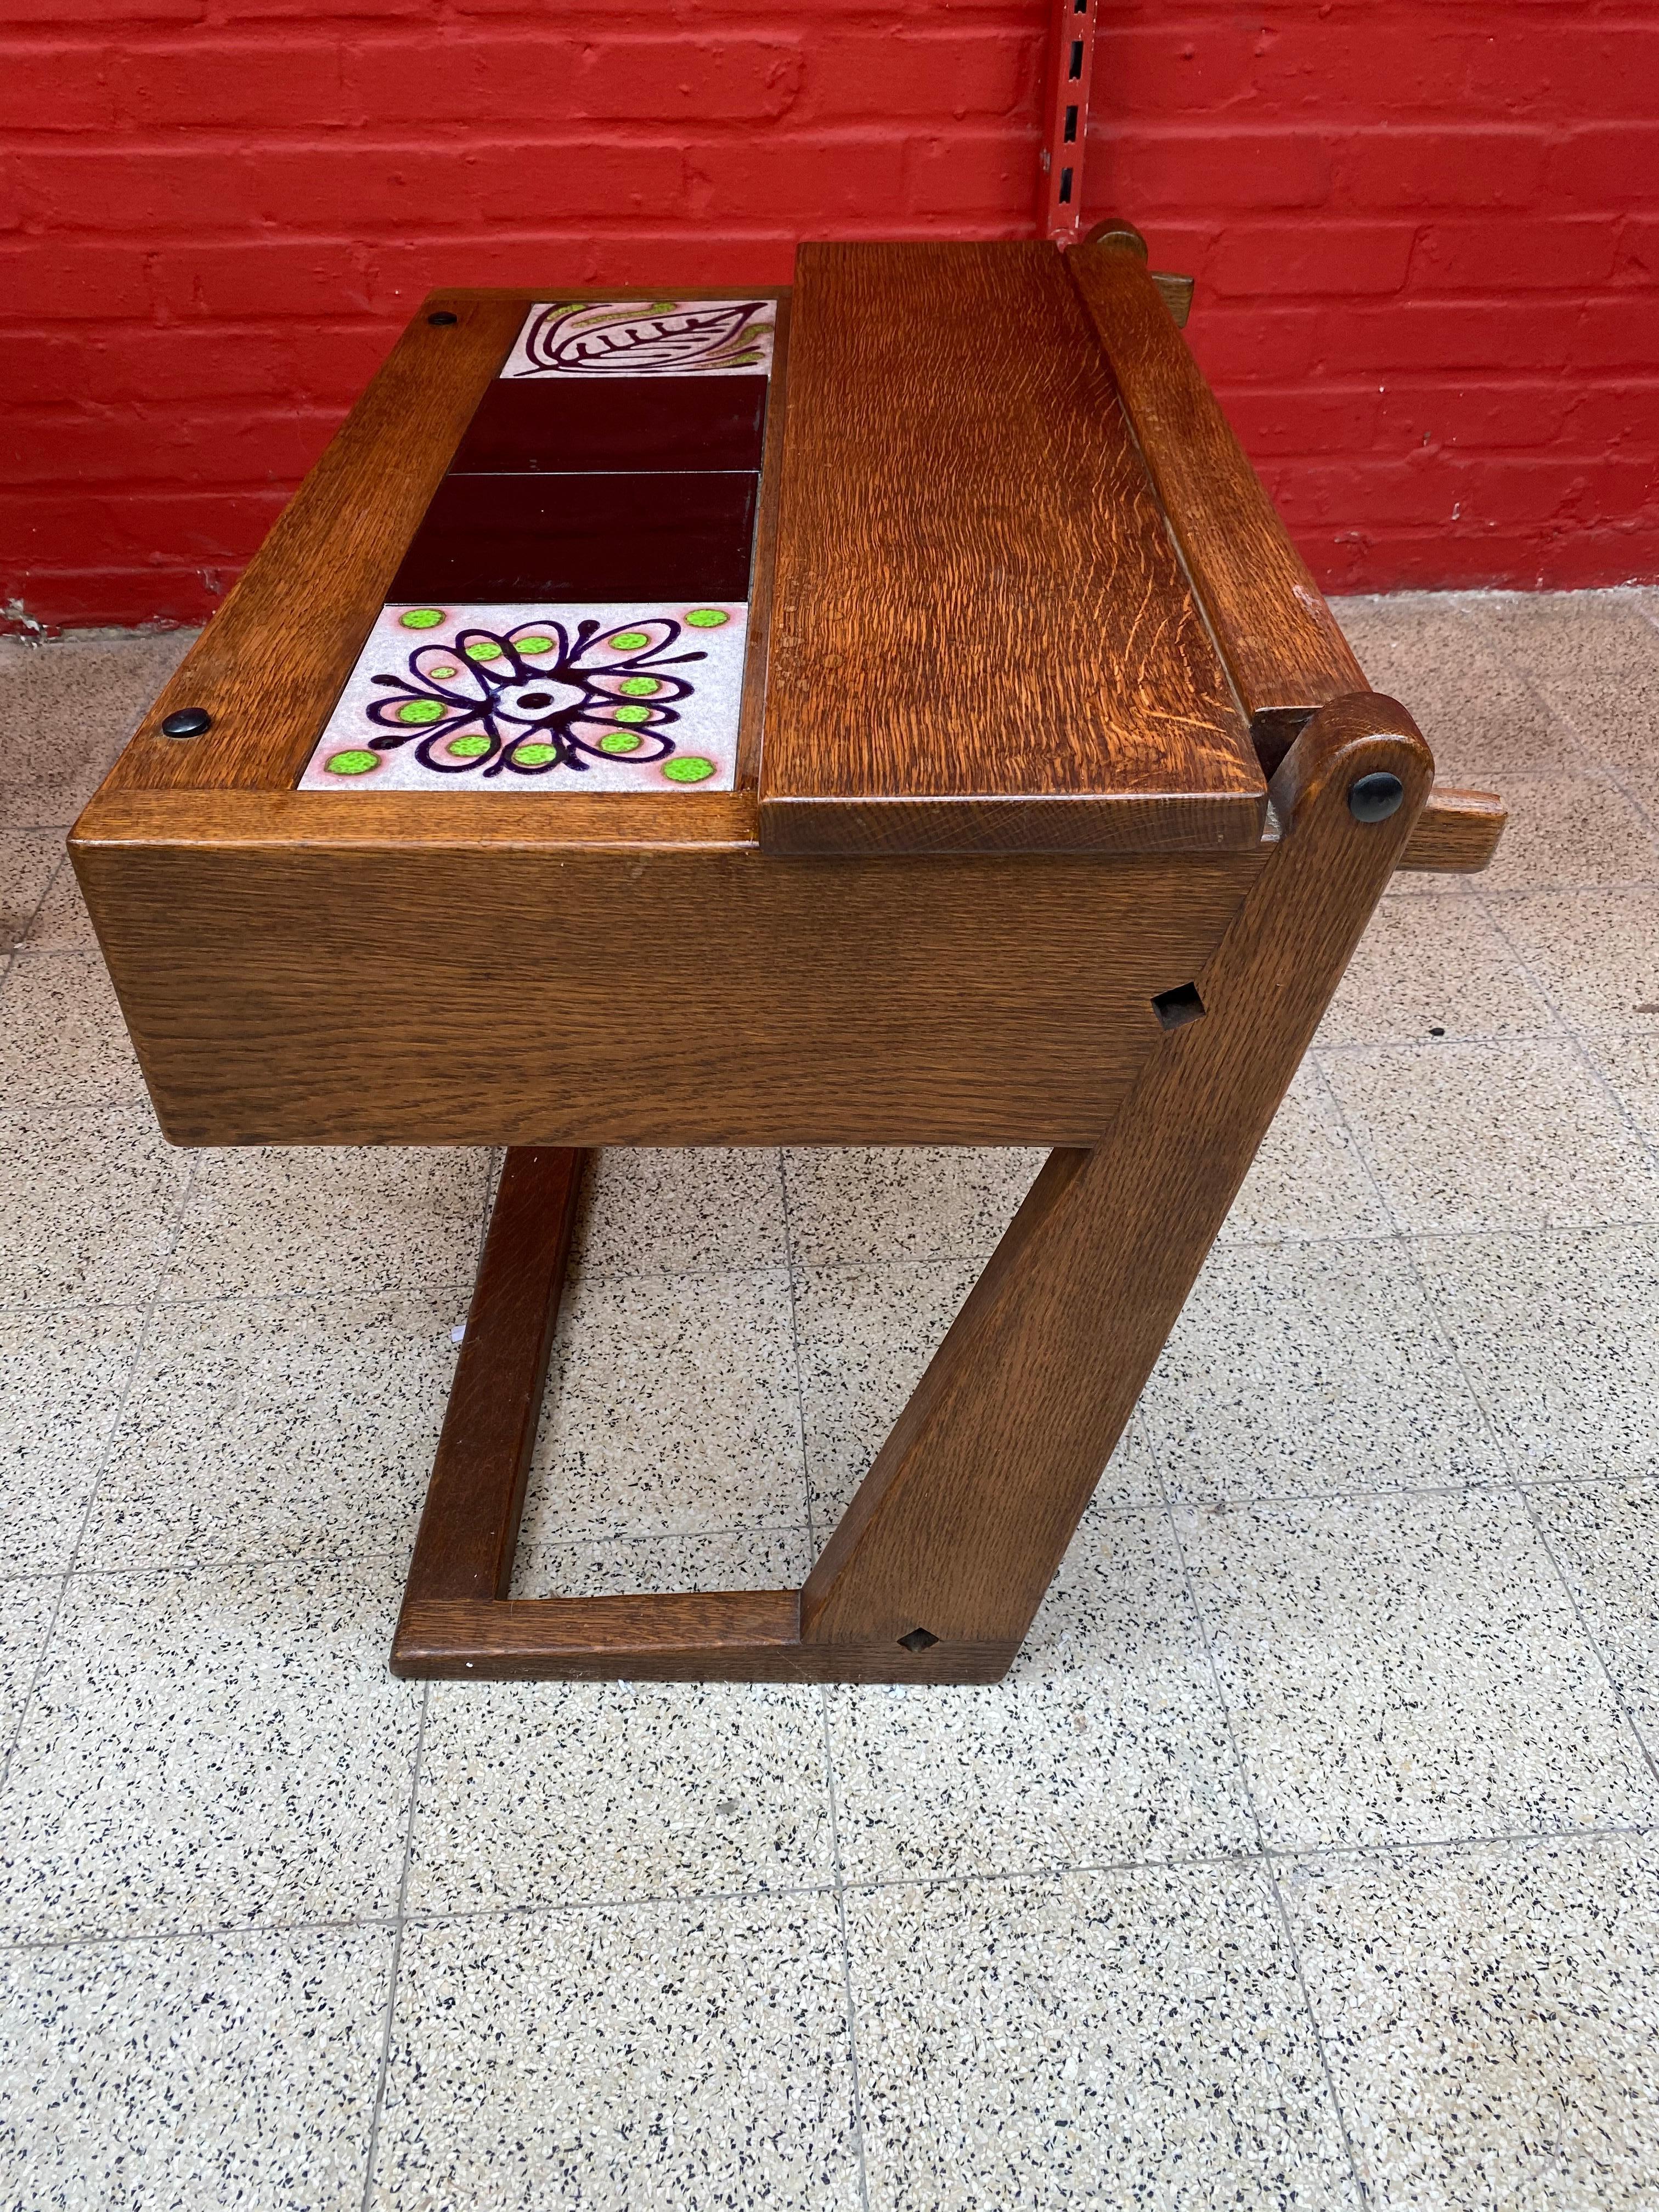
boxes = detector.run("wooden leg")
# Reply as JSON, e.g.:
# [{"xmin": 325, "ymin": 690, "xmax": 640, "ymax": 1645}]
[{"xmin": 392, "ymin": 693, "xmax": 1433, "ymax": 1683}]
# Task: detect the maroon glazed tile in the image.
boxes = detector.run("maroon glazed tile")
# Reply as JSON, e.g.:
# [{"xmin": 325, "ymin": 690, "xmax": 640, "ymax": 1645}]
[
  {"xmin": 449, "ymin": 376, "xmax": 769, "ymax": 475},
  {"xmin": 390, "ymin": 473, "xmax": 760, "ymax": 604}
]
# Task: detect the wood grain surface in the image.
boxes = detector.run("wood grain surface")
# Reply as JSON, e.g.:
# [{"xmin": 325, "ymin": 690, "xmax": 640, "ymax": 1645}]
[
  {"xmin": 1396, "ymin": 783, "xmax": 1507, "ymax": 872},
  {"xmin": 400, "ymin": 1146, "xmax": 588, "ymax": 1615},
  {"xmin": 107, "ymin": 293, "xmax": 524, "ymax": 794},
  {"xmin": 1066, "ymin": 230, "xmax": 1367, "ymax": 763},
  {"xmin": 801, "ymin": 692, "xmax": 1435, "ymax": 1654},
  {"xmin": 759, "ymin": 241, "xmax": 1264, "ymax": 857},
  {"xmin": 71, "ymin": 790, "xmax": 1259, "ymax": 1147}
]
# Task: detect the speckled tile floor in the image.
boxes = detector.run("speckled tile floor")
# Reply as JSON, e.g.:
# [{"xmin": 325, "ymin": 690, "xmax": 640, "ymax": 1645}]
[{"xmin": 1, "ymin": 592, "xmax": 1658, "ymax": 2210}]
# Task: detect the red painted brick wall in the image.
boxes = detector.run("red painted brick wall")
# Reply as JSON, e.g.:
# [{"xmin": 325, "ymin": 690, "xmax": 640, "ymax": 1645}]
[{"xmin": 3, "ymin": 1, "xmax": 1654, "ymax": 627}]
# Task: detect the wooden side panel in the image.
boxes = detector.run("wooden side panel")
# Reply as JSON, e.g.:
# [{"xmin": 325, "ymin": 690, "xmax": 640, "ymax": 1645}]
[
  {"xmin": 108, "ymin": 294, "xmax": 526, "ymax": 795},
  {"xmin": 402, "ymin": 1146, "xmax": 587, "ymax": 1610},
  {"xmin": 1065, "ymin": 232, "xmax": 1366, "ymax": 760},
  {"xmin": 801, "ymin": 694, "xmax": 1436, "ymax": 1653},
  {"xmin": 760, "ymin": 241, "xmax": 1263, "ymax": 857},
  {"xmin": 71, "ymin": 804, "xmax": 1261, "ymax": 1147}
]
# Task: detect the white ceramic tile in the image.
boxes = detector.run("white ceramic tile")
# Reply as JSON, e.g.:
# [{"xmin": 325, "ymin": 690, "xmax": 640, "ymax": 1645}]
[
  {"xmin": 519, "ymin": 1264, "xmax": 804, "ymax": 1541},
  {"xmin": 1476, "ymin": 772, "xmax": 1659, "ymax": 893},
  {"xmin": 1218, "ymin": 1064, "xmax": 1392, "ymax": 1244},
  {"xmin": 79, "ymin": 1294, "xmax": 458, "ymax": 1569},
  {"xmin": 0, "ymin": 952, "xmax": 144, "ymax": 1108},
  {"xmin": 0, "ymin": 1579, "xmax": 58, "ymax": 1744},
  {"xmin": 512, "ymin": 1523, "xmax": 810, "ymax": 1599},
  {"xmin": 1331, "ymin": 594, "xmax": 1582, "ymax": 781},
  {"xmin": 1416, "ymin": 1227, "xmax": 1659, "ymax": 1480},
  {"xmin": 1139, "ymin": 1240, "xmax": 1503, "ymax": 1504},
  {"xmin": 1530, "ymin": 1478, "xmax": 1659, "ymax": 1732},
  {"xmin": 370, "ymin": 1894, "xmax": 860, "ymax": 2212},
  {"xmin": 0, "ymin": 630, "xmax": 195, "ymax": 829},
  {"xmin": 826, "ymin": 1507, "xmax": 1252, "ymax": 1882},
  {"xmin": 160, "ymin": 1144, "xmax": 488, "ymax": 1301},
  {"xmin": 1283, "ymin": 1836, "xmax": 1659, "ymax": 2211},
  {"xmin": 782, "ymin": 1144, "xmax": 1044, "ymax": 1267},
  {"xmin": 1463, "ymin": 588, "xmax": 1659, "ymax": 783},
  {"xmin": 1322, "ymin": 1038, "xmax": 1659, "ymax": 1232},
  {"xmin": 408, "ymin": 1675, "xmax": 832, "ymax": 1912},
  {"xmin": 0, "ymin": 1105, "xmax": 191, "ymax": 1307},
  {"xmin": 1316, "ymin": 897, "xmax": 1558, "ymax": 1047},
  {"xmin": 18, "ymin": 856, "xmax": 99, "ymax": 951},
  {"xmin": 0, "ymin": 1925, "xmax": 393, "ymax": 2212},
  {"xmin": 848, "ymin": 1864, "xmax": 1358, "ymax": 2212},
  {"xmin": 1178, "ymin": 1491, "xmax": 1657, "ymax": 1850},
  {"xmin": 298, "ymin": 602, "xmax": 746, "ymax": 793},
  {"xmin": 1483, "ymin": 887, "xmax": 1659, "ymax": 1032},
  {"xmin": 0, "ymin": 1305, "xmax": 146, "ymax": 1575},
  {"xmin": 500, "ymin": 296, "xmax": 776, "ymax": 379},
  {"xmin": 572, "ymin": 1146, "xmax": 787, "ymax": 1277},
  {"xmin": 0, "ymin": 832, "xmax": 62, "ymax": 951},
  {"xmin": 1585, "ymin": 1028, "xmax": 1659, "ymax": 1148},
  {"xmin": 0, "ymin": 1559, "xmax": 420, "ymax": 1942}
]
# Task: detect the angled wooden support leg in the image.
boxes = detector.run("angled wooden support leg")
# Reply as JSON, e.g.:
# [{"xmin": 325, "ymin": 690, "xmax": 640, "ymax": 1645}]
[
  {"xmin": 393, "ymin": 693, "xmax": 1431, "ymax": 1683},
  {"xmin": 799, "ymin": 692, "xmax": 1434, "ymax": 1660}
]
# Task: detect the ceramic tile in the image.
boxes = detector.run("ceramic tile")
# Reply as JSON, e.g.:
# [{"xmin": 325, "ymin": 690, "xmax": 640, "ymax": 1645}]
[
  {"xmin": 0, "ymin": 1306, "xmax": 146, "ymax": 1576},
  {"xmin": 512, "ymin": 1523, "xmax": 810, "ymax": 1600},
  {"xmin": 19, "ymin": 855, "xmax": 98, "ymax": 951},
  {"xmin": 1462, "ymin": 588, "xmax": 1659, "ymax": 782},
  {"xmin": 1530, "ymin": 1477, "xmax": 1659, "ymax": 1733},
  {"xmin": 0, "ymin": 832, "xmax": 61, "ymax": 951},
  {"xmin": 299, "ymin": 600, "xmax": 747, "ymax": 794},
  {"xmin": 1484, "ymin": 887, "xmax": 1659, "ymax": 1031},
  {"xmin": 408, "ymin": 1675, "xmax": 832, "ymax": 1912},
  {"xmin": 0, "ymin": 630, "xmax": 195, "ymax": 828},
  {"xmin": 370, "ymin": 1894, "xmax": 859, "ymax": 2212},
  {"xmin": 848, "ymin": 1864, "xmax": 1358, "ymax": 2212},
  {"xmin": 1584, "ymin": 1026, "xmax": 1659, "ymax": 1147},
  {"xmin": 572, "ymin": 1146, "xmax": 786, "ymax": 1277},
  {"xmin": 793, "ymin": 1259, "xmax": 1011, "ymax": 1535},
  {"xmin": 1177, "ymin": 1491, "xmax": 1657, "ymax": 1850},
  {"xmin": 781, "ymin": 1144, "xmax": 1044, "ymax": 1268},
  {"xmin": 1417, "ymin": 1226, "xmax": 1659, "ymax": 1480},
  {"xmin": 0, "ymin": 1925, "xmax": 393, "ymax": 2212},
  {"xmin": 518, "ymin": 1265, "xmax": 803, "ymax": 1542},
  {"xmin": 0, "ymin": 1579, "xmax": 58, "ymax": 1743},
  {"xmin": 1283, "ymin": 1836, "xmax": 1659, "ymax": 2212},
  {"xmin": 826, "ymin": 1507, "xmax": 1252, "ymax": 1883},
  {"xmin": 0, "ymin": 1559, "xmax": 420, "ymax": 1942},
  {"xmin": 1316, "ymin": 897, "xmax": 1558, "ymax": 1047},
  {"xmin": 500, "ymin": 297, "xmax": 776, "ymax": 380},
  {"xmin": 0, "ymin": 951, "xmax": 144, "ymax": 1108},
  {"xmin": 450, "ymin": 373, "xmax": 769, "ymax": 474},
  {"xmin": 1330, "ymin": 594, "xmax": 1582, "ymax": 780},
  {"xmin": 79, "ymin": 1294, "xmax": 458, "ymax": 1570},
  {"xmin": 1218, "ymin": 1064, "xmax": 1392, "ymax": 1244},
  {"xmin": 1476, "ymin": 772, "xmax": 1659, "ymax": 892},
  {"xmin": 160, "ymin": 1143, "xmax": 488, "ymax": 1301},
  {"xmin": 1139, "ymin": 1241, "xmax": 1502, "ymax": 1504},
  {"xmin": 388, "ymin": 475, "xmax": 758, "ymax": 607},
  {"xmin": 0, "ymin": 1105, "xmax": 191, "ymax": 1307},
  {"xmin": 1321, "ymin": 1037, "xmax": 1659, "ymax": 1232}
]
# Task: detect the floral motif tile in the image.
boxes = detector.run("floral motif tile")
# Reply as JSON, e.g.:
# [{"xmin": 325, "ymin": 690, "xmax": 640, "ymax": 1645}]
[
  {"xmin": 500, "ymin": 298, "xmax": 775, "ymax": 381},
  {"xmin": 298, "ymin": 602, "xmax": 746, "ymax": 793}
]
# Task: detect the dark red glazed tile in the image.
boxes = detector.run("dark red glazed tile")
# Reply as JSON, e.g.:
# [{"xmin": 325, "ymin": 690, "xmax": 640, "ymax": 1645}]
[
  {"xmin": 449, "ymin": 376, "xmax": 769, "ymax": 475},
  {"xmin": 390, "ymin": 473, "xmax": 760, "ymax": 604}
]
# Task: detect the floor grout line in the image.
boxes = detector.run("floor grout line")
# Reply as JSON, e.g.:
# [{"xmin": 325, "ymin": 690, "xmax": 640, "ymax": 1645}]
[
  {"xmin": 357, "ymin": 1681, "xmax": 430, "ymax": 2212},
  {"xmin": 0, "ymin": 1148, "xmax": 201, "ymax": 1801},
  {"xmin": 1159, "ymin": 1491, "xmax": 1376, "ymax": 2211}
]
